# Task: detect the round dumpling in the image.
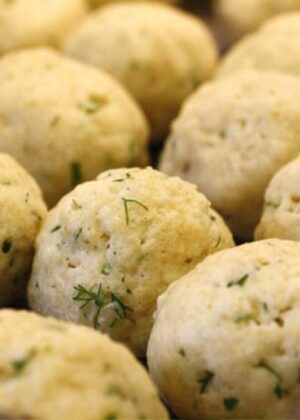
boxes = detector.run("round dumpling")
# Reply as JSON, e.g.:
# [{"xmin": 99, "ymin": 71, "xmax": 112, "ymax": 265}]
[
  {"xmin": 28, "ymin": 167, "xmax": 234, "ymax": 357},
  {"xmin": 63, "ymin": 2, "xmax": 218, "ymax": 140},
  {"xmin": 0, "ymin": 154, "xmax": 46, "ymax": 307},
  {"xmin": 0, "ymin": 309, "xmax": 168, "ymax": 420},
  {"xmin": 0, "ymin": 0, "xmax": 87, "ymax": 54},
  {"xmin": 148, "ymin": 239, "xmax": 300, "ymax": 420},
  {"xmin": 160, "ymin": 70, "xmax": 300, "ymax": 239},
  {"xmin": 255, "ymin": 156, "xmax": 300, "ymax": 241},
  {"xmin": 214, "ymin": 0, "xmax": 300, "ymax": 41},
  {"xmin": 217, "ymin": 13, "xmax": 300, "ymax": 79},
  {"xmin": 0, "ymin": 48, "xmax": 149, "ymax": 207}
]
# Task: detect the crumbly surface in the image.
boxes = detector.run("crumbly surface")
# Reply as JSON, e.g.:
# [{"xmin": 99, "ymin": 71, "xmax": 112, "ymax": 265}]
[
  {"xmin": 0, "ymin": 48, "xmax": 149, "ymax": 207},
  {"xmin": 28, "ymin": 167, "xmax": 234, "ymax": 357},
  {"xmin": 148, "ymin": 239, "xmax": 300, "ymax": 420},
  {"xmin": 255, "ymin": 156, "xmax": 300, "ymax": 241},
  {"xmin": 63, "ymin": 2, "xmax": 218, "ymax": 139},
  {"xmin": 0, "ymin": 0, "xmax": 87, "ymax": 54},
  {"xmin": 160, "ymin": 70, "xmax": 300, "ymax": 239},
  {"xmin": 0, "ymin": 154, "xmax": 46, "ymax": 307},
  {"xmin": 217, "ymin": 13, "xmax": 300, "ymax": 78},
  {"xmin": 0, "ymin": 309, "xmax": 168, "ymax": 420},
  {"xmin": 214, "ymin": 0, "xmax": 300, "ymax": 40}
]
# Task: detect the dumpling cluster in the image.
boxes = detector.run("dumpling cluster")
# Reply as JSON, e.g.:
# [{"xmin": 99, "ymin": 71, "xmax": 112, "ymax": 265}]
[{"xmin": 0, "ymin": 1, "xmax": 300, "ymax": 418}]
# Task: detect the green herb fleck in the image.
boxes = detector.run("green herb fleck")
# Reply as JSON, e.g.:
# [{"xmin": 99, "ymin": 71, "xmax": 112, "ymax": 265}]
[
  {"xmin": 235, "ymin": 314, "xmax": 258, "ymax": 324},
  {"xmin": 262, "ymin": 302, "xmax": 269, "ymax": 312},
  {"xmin": 265, "ymin": 201, "xmax": 280, "ymax": 209},
  {"xmin": 11, "ymin": 351, "xmax": 36, "ymax": 375},
  {"xmin": 73, "ymin": 284, "xmax": 104, "ymax": 329},
  {"xmin": 113, "ymin": 173, "xmax": 132, "ymax": 183},
  {"xmin": 197, "ymin": 370, "xmax": 214, "ymax": 394},
  {"xmin": 70, "ymin": 161, "xmax": 83, "ymax": 188},
  {"xmin": 111, "ymin": 293, "xmax": 133, "ymax": 320},
  {"xmin": 31, "ymin": 210, "xmax": 42, "ymax": 221},
  {"xmin": 219, "ymin": 130, "xmax": 226, "ymax": 139},
  {"xmin": 121, "ymin": 198, "xmax": 149, "ymax": 226},
  {"xmin": 78, "ymin": 94, "xmax": 107, "ymax": 114},
  {"xmin": 107, "ymin": 385, "xmax": 123, "ymax": 397},
  {"xmin": 227, "ymin": 274, "xmax": 249, "ymax": 288},
  {"xmin": 101, "ymin": 262, "xmax": 112, "ymax": 276},
  {"xmin": 128, "ymin": 139, "xmax": 139, "ymax": 164},
  {"xmin": 50, "ymin": 115, "xmax": 61, "ymax": 127},
  {"xmin": 74, "ymin": 227, "xmax": 82, "ymax": 241},
  {"xmin": 104, "ymin": 413, "xmax": 118, "ymax": 420},
  {"xmin": 191, "ymin": 76, "xmax": 201, "ymax": 90},
  {"xmin": 274, "ymin": 383, "xmax": 287, "ymax": 399},
  {"xmin": 2, "ymin": 239, "xmax": 11, "ymax": 254},
  {"xmin": 259, "ymin": 361, "xmax": 281, "ymax": 382},
  {"xmin": 259, "ymin": 361, "xmax": 287, "ymax": 399},
  {"xmin": 72, "ymin": 199, "xmax": 82, "ymax": 210},
  {"xmin": 224, "ymin": 397, "xmax": 238, "ymax": 411},
  {"xmin": 215, "ymin": 236, "xmax": 221, "ymax": 248},
  {"xmin": 178, "ymin": 348, "xmax": 186, "ymax": 358},
  {"xmin": 50, "ymin": 225, "xmax": 61, "ymax": 233}
]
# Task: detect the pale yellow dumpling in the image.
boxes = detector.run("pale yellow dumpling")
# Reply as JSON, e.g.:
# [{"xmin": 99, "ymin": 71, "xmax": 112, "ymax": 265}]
[{"xmin": 28, "ymin": 167, "xmax": 234, "ymax": 357}]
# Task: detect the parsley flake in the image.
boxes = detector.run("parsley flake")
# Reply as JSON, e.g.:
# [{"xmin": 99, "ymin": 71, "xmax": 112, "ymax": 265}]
[
  {"xmin": 78, "ymin": 94, "xmax": 107, "ymax": 114},
  {"xmin": 197, "ymin": 370, "xmax": 214, "ymax": 394},
  {"xmin": 227, "ymin": 274, "xmax": 249, "ymax": 288},
  {"xmin": 73, "ymin": 284, "xmax": 104, "ymax": 329},
  {"xmin": 178, "ymin": 348, "xmax": 186, "ymax": 358},
  {"xmin": 2, "ymin": 239, "xmax": 11, "ymax": 254},
  {"xmin": 121, "ymin": 198, "xmax": 149, "ymax": 226},
  {"xmin": 50, "ymin": 225, "xmax": 61, "ymax": 233},
  {"xmin": 11, "ymin": 350, "xmax": 36, "ymax": 375},
  {"xmin": 111, "ymin": 293, "xmax": 133, "ymax": 320},
  {"xmin": 70, "ymin": 161, "xmax": 83, "ymax": 188},
  {"xmin": 224, "ymin": 397, "xmax": 238, "ymax": 411},
  {"xmin": 101, "ymin": 262, "xmax": 112, "ymax": 276}
]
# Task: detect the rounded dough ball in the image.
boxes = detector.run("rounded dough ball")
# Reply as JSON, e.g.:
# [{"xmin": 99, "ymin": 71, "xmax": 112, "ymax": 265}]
[
  {"xmin": 0, "ymin": 309, "xmax": 168, "ymax": 420},
  {"xmin": 0, "ymin": 0, "xmax": 87, "ymax": 54},
  {"xmin": 0, "ymin": 48, "xmax": 149, "ymax": 207},
  {"xmin": 255, "ymin": 156, "xmax": 300, "ymax": 241},
  {"xmin": 28, "ymin": 167, "xmax": 234, "ymax": 357},
  {"xmin": 148, "ymin": 239, "xmax": 300, "ymax": 420},
  {"xmin": 0, "ymin": 154, "xmax": 46, "ymax": 307},
  {"xmin": 63, "ymin": 2, "xmax": 218, "ymax": 140},
  {"xmin": 217, "ymin": 13, "xmax": 300, "ymax": 79},
  {"xmin": 160, "ymin": 70, "xmax": 300, "ymax": 240},
  {"xmin": 214, "ymin": 0, "xmax": 300, "ymax": 41}
]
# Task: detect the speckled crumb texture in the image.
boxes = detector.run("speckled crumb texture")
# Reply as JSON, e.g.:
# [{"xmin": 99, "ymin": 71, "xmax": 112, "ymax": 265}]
[
  {"xmin": 0, "ymin": 48, "xmax": 149, "ymax": 207},
  {"xmin": 64, "ymin": 2, "xmax": 218, "ymax": 140},
  {"xmin": 28, "ymin": 167, "xmax": 234, "ymax": 357},
  {"xmin": 148, "ymin": 239, "xmax": 300, "ymax": 419},
  {"xmin": 0, "ymin": 309, "xmax": 168, "ymax": 420}
]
